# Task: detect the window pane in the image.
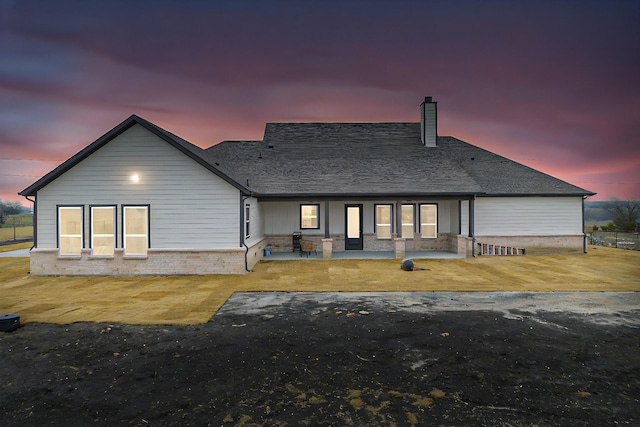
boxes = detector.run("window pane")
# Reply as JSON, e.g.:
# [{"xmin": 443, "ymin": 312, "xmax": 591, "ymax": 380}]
[
  {"xmin": 92, "ymin": 207, "xmax": 114, "ymax": 234},
  {"xmin": 420, "ymin": 204, "xmax": 437, "ymax": 238},
  {"xmin": 401, "ymin": 205, "xmax": 414, "ymax": 237},
  {"xmin": 124, "ymin": 207, "xmax": 148, "ymax": 255},
  {"xmin": 376, "ymin": 205, "xmax": 392, "ymax": 239},
  {"xmin": 301, "ymin": 205, "xmax": 318, "ymax": 229},
  {"xmin": 347, "ymin": 207, "xmax": 360, "ymax": 238},
  {"xmin": 421, "ymin": 205, "xmax": 436, "ymax": 223},
  {"xmin": 125, "ymin": 236, "xmax": 147, "ymax": 256},
  {"xmin": 59, "ymin": 207, "xmax": 82, "ymax": 255},
  {"xmin": 60, "ymin": 236, "xmax": 82, "ymax": 255},
  {"xmin": 125, "ymin": 208, "xmax": 147, "ymax": 234},
  {"xmin": 93, "ymin": 236, "xmax": 115, "ymax": 255},
  {"xmin": 377, "ymin": 224, "xmax": 391, "ymax": 239},
  {"xmin": 60, "ymin": 208, "xmax": 81, "ymax": 234}
]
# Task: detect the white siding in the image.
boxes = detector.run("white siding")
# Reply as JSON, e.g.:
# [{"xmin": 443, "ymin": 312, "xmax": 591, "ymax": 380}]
[
  {"xmin": 261, "ymin": 199, "xmax": 460, "ymax": 236},
  {"xmin": 244, "ymin": 196, "xmax": 263, "ymax": 245},
  {"xmin": 474, "ymin": 197, "xmax": 583, "ymax": 236},
  {"xmin": 460, "ymin": 200, "xmax": 469, "ymax": 236},
  {"xmin": 36, "ymin": 124, "xmax": 240, "ymax": 250}
]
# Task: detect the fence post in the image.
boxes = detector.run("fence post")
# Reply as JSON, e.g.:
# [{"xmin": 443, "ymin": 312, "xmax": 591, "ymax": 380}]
[{"xmin": 13, "ymin": 216, "xmax": 16, "ymax": 241}]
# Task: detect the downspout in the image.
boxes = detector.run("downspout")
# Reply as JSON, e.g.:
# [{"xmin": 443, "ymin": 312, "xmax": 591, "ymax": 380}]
[
  {"xmin": 241, "ymin": 194, "xmax": 250, "ymax": 272},
  {"xmin": 469, "ymin": 196, "xmax": 476, "ymax": 257},
  {"xmin": 25, "ymin": 195, "xmax": 36, "ymax": 250},
  {"xmin": 582, "ymin": 196, "xmax": 587, "ymax": 253}
]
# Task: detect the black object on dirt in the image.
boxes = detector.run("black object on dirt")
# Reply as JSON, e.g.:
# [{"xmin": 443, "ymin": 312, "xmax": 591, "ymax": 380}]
[
  {"xmin": 401, "ymin": 259, "xmax": 429, "ymax": 271},
  {"xmin": 401, "ymin": 259, "xmax": 415, "ymax": 271},
  {"xmin": 0, "ymin": 314, "xmax": 20, "ymax": 332}
]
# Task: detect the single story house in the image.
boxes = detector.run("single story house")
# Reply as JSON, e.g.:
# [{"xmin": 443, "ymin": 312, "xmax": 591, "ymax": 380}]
[{"xmin": 19, "ymin": 97, "xmax": 594, "ymax": 275}]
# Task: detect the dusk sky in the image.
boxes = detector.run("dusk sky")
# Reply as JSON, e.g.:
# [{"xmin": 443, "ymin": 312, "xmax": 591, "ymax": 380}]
[{"xmin": 1, "ymin": 0, "xmax": 638, "ymax": 206}]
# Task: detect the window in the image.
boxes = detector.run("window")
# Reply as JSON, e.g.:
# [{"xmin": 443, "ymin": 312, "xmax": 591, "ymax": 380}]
[
  {"xmin": 91, "ymin": 206, "xmax": 115, "ymax": 255},
  {"xmin": 401, "ymin": 204, "xmax": 415, "ymax": 238},
  {"xmin": 375, "ymin": 204, "xmax": 393, "ymax": 239},
  {"xmin": 123, "ymin": 206, "xmax": 149, "ymax": 256},
  {"xmin": 300, "ymin": 204, "xmax": 319, "ymax": 229},
  {"xmin": 245, "ymin": 204, "xmax": 251, "ymax": 239},
  {"xmin": 58, "ymin": 206, "xmax": 83, "ymax": 256},
  {"xmin": 420, "ymin": 204, "xmax": 438, "ymax": 238}
]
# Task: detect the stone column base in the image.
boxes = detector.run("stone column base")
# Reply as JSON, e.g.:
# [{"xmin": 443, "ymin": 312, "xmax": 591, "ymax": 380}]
[
  {"xmin": 322, "ymin": 238, "xmax": 333, "ymax": 260},
  {"xmin": 394, "ymin": 237, "xmax": 406, "ymax": 259}
]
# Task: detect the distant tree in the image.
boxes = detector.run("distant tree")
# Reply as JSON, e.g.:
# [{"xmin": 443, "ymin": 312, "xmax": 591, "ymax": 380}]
[
  {"xmin": 607, "ymin": 197, "xmax": 640, "ymax": 232},
  {"xmin": 0, "ymin": 199, "xmax": 29, "ymax": 217}
]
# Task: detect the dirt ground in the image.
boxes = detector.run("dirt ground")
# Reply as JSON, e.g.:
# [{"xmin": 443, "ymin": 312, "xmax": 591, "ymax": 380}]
[
  {"xmin": 1, "ymin": 245, "xmax": 639, "ymax": 425},
  {"xmin": 0, "ymin": 245, "xmax": 638, "ymax": 325},
  {"xmin": 1, "ymin": 292, "xmax": 639, "ymax": 426}
]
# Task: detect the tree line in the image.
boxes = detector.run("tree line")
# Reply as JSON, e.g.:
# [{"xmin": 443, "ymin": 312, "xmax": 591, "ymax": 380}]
[
  {"xmin": 0, "ymin": 199, "xmax": 31, "ymax": 224},
  {"xmin": 586, "ymin": 198, "xmax": 640, "ymax": 232}
]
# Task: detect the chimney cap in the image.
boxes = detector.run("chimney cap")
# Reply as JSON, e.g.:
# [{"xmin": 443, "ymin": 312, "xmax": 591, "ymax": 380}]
[{"xmin": 424, "ymin": 96, "xmax": 433, "ymax": 102}]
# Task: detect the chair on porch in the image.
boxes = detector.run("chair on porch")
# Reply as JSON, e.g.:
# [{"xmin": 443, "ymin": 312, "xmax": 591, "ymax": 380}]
[{"xmin": 300, "ymin": 240, "xmax": 318, "ymax": 257}]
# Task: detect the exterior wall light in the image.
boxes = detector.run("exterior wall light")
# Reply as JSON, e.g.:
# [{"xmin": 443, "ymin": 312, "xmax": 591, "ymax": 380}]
[{"xmin": 131, "ymin": 174, "xmax": 139, "ymax": 183}]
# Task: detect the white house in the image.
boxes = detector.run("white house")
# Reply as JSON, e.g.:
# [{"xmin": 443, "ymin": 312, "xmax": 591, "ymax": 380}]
[{"xmin": 20, "ymin": 97, "xmax": 594, "ymax": 275}]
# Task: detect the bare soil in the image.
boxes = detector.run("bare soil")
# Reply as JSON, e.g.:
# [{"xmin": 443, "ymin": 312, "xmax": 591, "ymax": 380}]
[{"xmin": 1, "ymin": 293, "xmax": 639, "ymax": 426}]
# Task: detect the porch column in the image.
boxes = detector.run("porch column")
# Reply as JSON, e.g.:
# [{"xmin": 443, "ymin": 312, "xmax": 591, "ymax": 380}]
[
  {"xmin": 395, "ymin": 201, "xmax": 402, "ymax": 237},
  {"xmin": 324, "ymin": 199, "xmax": 330, "ymax": 238},
  {"xmin": 323, "ymin": 200, "xmax": 332, "ymax": 259},
  {"xmin": 469, "ymin": 197, "xmax": 476, "ymax": 257}
]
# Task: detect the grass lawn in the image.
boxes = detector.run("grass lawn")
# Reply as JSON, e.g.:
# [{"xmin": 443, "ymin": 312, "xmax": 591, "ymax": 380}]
[{"xmin": 0, "ymin": 244, "xmax": 638, "ymax": 325}]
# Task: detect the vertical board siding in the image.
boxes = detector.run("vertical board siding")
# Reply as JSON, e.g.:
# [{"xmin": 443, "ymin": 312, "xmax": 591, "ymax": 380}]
[
  {"xmin": 245, "ymin": 196, "xmax": 263, "ymax": 245},
  {"xmin": 37, "ymin": 124, "xmax": 240, "ymax": 249},
  {"xmin": 460, "ymin": 200, "xmax": 469, "ymax": 236},
  {"xmin": 261, "ymin": 200, "xmax": 459, "ymax": 235},
  {"xmin": 474, "ymin": 197, "xmax": 583, "ymax": 236}
]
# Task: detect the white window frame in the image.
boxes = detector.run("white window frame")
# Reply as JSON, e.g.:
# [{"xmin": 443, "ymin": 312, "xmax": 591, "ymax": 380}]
[
  {"xmin": 420, "ymin": 204, "xmax": 438, "ymax": 238},
  {"xmin": 91, "ymin": 206, "xmax": 116, "ymax": 256},
  {"xmin": 374, "ymin": 204, "xmax": 393, "ymax": 239},
  {"xmin": 58, "ymin": 206, "xmax": 83, "ymax": 256},
  {"xmin": 123, "ymin": 205, "xmax": 149, "ymax": 256},
  {"xmin": 401, "ymin": 204, "xmax": 415, "ymax": 239}
]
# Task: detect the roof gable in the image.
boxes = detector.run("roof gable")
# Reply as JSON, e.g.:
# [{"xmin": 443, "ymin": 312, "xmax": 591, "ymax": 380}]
[{"xmin": 19, "ymin": 115, "xmax": 249, "ymax": 196}]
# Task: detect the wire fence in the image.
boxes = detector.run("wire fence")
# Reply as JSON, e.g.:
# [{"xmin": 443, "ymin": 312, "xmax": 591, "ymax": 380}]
[
  {"xmin": 587, "ymin": 231, "xmax": 640, "ymax": 251},
  {"xmin": 0, "ymin": 214, "xmax": 34, "ymax": 243}
]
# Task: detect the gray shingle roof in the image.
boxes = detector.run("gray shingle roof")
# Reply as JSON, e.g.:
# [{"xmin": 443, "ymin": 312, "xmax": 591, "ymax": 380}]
[
  {"xmin": 20, "ymin": 116, "xmax": 593, "ymax": 199},
  {"xmin": 205, "ymin": 122, "xmax": 593, "ymax": 198}
]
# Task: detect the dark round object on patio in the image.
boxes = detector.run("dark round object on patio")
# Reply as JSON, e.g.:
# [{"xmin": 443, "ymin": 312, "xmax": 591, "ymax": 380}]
[
  {"xmin": 0, "ymin": 314, "xmax": 20, "ymax": 332},
  {"xmin": 401, "ymin": 259, "xmax": 414, "ymax": 271}
]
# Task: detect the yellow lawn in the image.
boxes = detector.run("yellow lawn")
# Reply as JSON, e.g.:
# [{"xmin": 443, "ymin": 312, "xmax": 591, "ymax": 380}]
[{"xmin": 0, "ymin": 245, "xmax": 638, "ymax": 326}]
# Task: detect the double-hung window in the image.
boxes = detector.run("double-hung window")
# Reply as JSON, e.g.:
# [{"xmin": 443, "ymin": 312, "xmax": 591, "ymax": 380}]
[
  {"xmin": 300, "ymin": 204, "xmax": 319, "ymax": 229},
  {"xmin": 58, "ymin": 206, "xmax": 83, "ymax": 256},
  {"xmin": 91, "ymin": 206, "xmax": 115, "ymax": 256},
  {"xmin": 245, "ymin": 204, "xmax": 251, "ymax": 239},
  {"xmin": 420, "ymin": 204, "xmax": 438, "ymax": 238},
  {"xmin": 123, "ymin": 206, "xmax": 149, "ymax": 256},
  {"xmin": 375, "ymin": 204, "xmax": 393, "ymax": 239},
  {"xmin": 401, "ymin": 204, "xmax": 415, "ymax": 239}
]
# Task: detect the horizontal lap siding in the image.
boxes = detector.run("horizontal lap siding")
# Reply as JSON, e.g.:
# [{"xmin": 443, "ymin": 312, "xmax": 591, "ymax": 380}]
[
  {"xmin": 474, "ymin": 197, "xmax": 583, "ymax": 236},
  {"xmin": 36, "ymin": 125, "xmax": 239, "ymax": 249}
]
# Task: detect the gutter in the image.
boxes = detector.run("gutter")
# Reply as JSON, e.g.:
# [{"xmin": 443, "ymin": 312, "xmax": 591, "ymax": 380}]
[
  {"xmin": 24, "ymin": 195, "xmax": 36, "ymax": 251},
  {"xmin": 240, "ymin": 194, "xmax": 251, "ymax": 272}
]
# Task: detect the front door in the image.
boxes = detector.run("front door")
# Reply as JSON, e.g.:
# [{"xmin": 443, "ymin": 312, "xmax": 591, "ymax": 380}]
[{"xmin": 345, "ymin": 205, "xmax": 363, "ymax": 250}]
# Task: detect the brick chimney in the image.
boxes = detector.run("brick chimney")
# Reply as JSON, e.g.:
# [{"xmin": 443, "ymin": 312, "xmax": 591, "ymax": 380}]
[{"xmin": 420, "ymin": 96, "xmax": 437, "ymax": 147}]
